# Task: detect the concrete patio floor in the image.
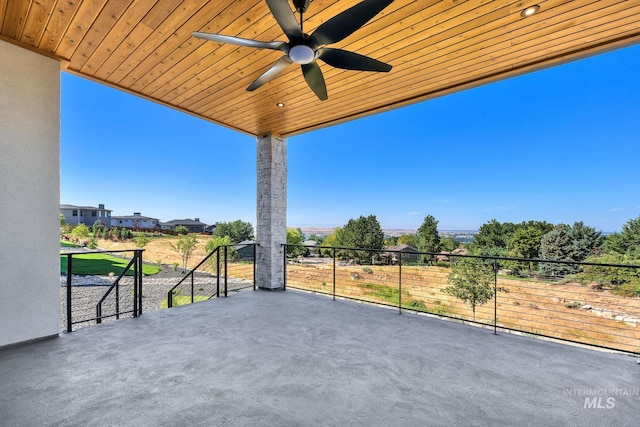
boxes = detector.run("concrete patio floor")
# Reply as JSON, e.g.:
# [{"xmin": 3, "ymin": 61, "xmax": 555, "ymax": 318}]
[{"xmin": 1, "ymin": 289, "xmax": 638, "ymax": 426}]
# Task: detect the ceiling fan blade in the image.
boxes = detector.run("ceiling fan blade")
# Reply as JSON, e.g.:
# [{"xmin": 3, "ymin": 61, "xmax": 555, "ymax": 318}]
[
  {"xmin": 247, "ymin": 56, "xmax": 294, "ymax": 91},
  {"xmin": 266, "ymin": 0, "xmax": 304, "ymax": 40},
  {"xmin": 309, "ymin": 0, "xmax": 394, "ymax": 47},
  {"xmin": 193, "ymin": 32, "xmax": 287, "ymax": 51},
  {"xmin": 318, "ymin": 48, "xmax": 392, "ymax": 72},
  {"xmin": 301, "ymin": 62, "xmax": 328, "ymax": 101}
]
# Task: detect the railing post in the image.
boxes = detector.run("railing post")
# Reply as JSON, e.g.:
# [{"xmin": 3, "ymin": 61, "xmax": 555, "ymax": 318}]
[
  {"xmin": 190, "ymin": 270, "xmax": 194, "ymax": 304},
  {"xmin": 66, "ymin": 254, "xmax": 73, "ymax": 333},
  {"xmin": 283, "ymin": 244, "xmax": 287, "ymax": 291},
  {"xmin": 96, "ymin": 302, "xmax": 102, "ymax": 324},
  {"xmin": 216, "ymin": 246, "xmax": 220, "ymax": 298},
  {"xmin": 115, "ymin": 275, "xmax": 120, "ymax": 320},
  {"xmin": 224, "ymin": 245, "xmax": 228, "ymax": 297},
  {"xmin": 332, "ymin": 247, "xmax": 336, "ymax": 301},
  {"xmin": 138, "ymin": 250, "xmax": 143, "ymax": 315},
  {"xmin": 167, "ymin": 288, "xmax": 173, "ymax": 308},
  {"xmin": 133, "ymin": 251, "xmax": 138, "ymax": 318},
  {"xmin": 253, "ymin": 243, "xmax": 257, "ymax": 291},
  {"xmin": 493, "ymin": 258, "xmax": 498, "ymax": 335},
  {"xmin": 398, "ymin": 251, "xmax": 402, "ymax": 315}
]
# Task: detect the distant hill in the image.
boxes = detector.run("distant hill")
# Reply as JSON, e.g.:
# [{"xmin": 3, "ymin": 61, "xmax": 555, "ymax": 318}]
[{"xmin": 299, "ymin": 227, "xmax": 477, "ymax": 243}]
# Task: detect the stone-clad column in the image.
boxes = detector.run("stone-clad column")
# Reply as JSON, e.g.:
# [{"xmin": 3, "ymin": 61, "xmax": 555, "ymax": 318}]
[{"xmin": 256, "ymin": 134, "xmax": 287, "ymax": 289}]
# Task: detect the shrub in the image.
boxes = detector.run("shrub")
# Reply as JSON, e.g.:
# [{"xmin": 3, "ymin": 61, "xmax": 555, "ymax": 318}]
[
  {"xmin": 564, "ymin": 301, "xmax": 582, "ymax": 309},
  {"xmin": 87, "ymin": 236, "xmax": 97, "ymax": 249},
  {"xmin": 174, "ymin": 225, "xmax": 189, "ymax": 235},
  {"xmin": 134, "ymin": 235, "xmax": 150, "ymax": 248},
  {"xmin": 612, "ymin": 283, "xmax": 640, "ymax": 298},
  {"xmin": 71, "ymin": 223, "xmax": 90, "ymax": 239}
]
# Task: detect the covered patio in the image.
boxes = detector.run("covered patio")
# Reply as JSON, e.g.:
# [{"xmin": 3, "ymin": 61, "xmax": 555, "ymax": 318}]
[
  {"xmin": 1, "ymin": 290, "xmax": 638, "ymax": 425},
  {"xmin": 2, "ymin": 0, "xmax": 640, "ymax": 347},
  {"xmin": 1, "ymin": 2, "xmax": 640, "ymax": 423}
]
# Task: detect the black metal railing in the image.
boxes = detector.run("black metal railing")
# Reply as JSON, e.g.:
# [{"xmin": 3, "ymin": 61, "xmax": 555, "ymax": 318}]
[
  {"xmin": 283, "ymin": 244, "xmax": 640, "ymax": 355},
  {"xmin": 167, "ymin": 243, "xmax": 256, "ymax": 308},
  {"xmin": 61, "ymin": 249, "xmax": 144, "ymax": 332}
]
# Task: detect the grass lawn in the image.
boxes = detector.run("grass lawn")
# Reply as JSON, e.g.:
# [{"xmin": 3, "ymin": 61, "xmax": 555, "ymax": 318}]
[
  {"xmin": 60, "ymin": 253, "xmax": 161, "ymax": 276},
  {"xmin": 60, "ymin": 241, "xmax": 79, "ymax": 248}
]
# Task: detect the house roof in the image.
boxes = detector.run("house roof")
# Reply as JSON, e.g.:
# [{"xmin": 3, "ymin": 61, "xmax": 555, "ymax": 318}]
[
  {"xmin": 3, "ymin": 1, "xmax": 638, "ymax": 137},
  {"xmin": 60, "ymin": 204, "xmax": 112, "ymax": 212},
  {"xmin": 384, "ymin": 244, "xmax": 419, "ymax": 252},
  {"xmin": 163, "ymin": 219, "xmax": 207, "ymax": 226},
  {"xmin": 111, "ymin": 214, "xmax": 159, "ymax": 221}
]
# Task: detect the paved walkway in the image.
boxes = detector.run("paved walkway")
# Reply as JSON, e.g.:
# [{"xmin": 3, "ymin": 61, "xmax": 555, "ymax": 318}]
[{"xmin": 1, "ymin": 290, "xmax": 638, "ymax": 426}]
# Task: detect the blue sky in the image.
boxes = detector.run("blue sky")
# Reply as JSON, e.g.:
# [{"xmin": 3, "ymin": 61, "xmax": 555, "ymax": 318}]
[{"xmin": 61, "ymin": 44, "xmax": 640, "ymax": 233}]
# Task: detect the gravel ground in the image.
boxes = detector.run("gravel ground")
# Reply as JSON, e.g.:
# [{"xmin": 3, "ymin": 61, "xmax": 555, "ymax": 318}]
[{"xmin": 60, "ymin": 264, "xmax": 253, "ymax": 331}]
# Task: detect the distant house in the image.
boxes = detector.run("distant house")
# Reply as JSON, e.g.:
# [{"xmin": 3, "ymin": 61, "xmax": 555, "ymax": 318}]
[
  {"xmin": 60, "ymin": 204, "xmax": 111, "ymax": 228},
  {"xmin": 235, "ymin": 240, "xmax": 256, "ymax": 261},
  {"xmin": 160, "ymin": 218, "xmax": 207, "ymax": 233},
  {"xmin": 110, "ymin": 213, "xmax": 159, "ymax": 229},
  {"xmin": 436, "ymin": 247, "xmax": 469, "ymax": 262},
  {"xmin": 383, "ymin": 244, "xmax": 420, "ymax": 264}
]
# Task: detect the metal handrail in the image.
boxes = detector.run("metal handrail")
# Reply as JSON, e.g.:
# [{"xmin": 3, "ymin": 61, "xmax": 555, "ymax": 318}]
[
  {"xmin": 62, "ymin": 249, "xmax": 144, "ymax": 332},
  {"xmin": 166, "ymin": 243, "xmax": 256, "ymax": 308},
  {"xmin": 283, "ymin": 244, "xmax": 640, "ymax": 269},
  {"xmin": 283, "ymin": 244, "xmax": 640, "ymax": 355}
]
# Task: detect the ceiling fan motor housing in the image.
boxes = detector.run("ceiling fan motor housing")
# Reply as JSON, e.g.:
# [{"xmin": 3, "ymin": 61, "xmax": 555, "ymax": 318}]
[{"xmin": 292, "ymin": 0, "xmax": 312, "ymax": 13}]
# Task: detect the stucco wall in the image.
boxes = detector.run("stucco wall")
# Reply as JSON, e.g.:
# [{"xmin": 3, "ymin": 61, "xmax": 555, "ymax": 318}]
[{"xmin": 0, "ymin": 40, "xmax": 61, "ymax": 346}]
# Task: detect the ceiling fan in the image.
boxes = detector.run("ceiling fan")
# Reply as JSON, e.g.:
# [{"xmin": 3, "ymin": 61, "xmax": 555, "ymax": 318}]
[{"xmin": 193, "ymin": 0, "xmax": 394, "ymax": 101}]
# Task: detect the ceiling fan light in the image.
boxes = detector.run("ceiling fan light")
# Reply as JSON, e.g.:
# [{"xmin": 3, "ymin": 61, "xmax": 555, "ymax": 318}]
[
  {"xmin": 289, "ymin": 45, "xmax": 316, "ymax": 64},
  {"xmin": 521, "ymin": 5, "xmax": 540, "ymax": 18}
]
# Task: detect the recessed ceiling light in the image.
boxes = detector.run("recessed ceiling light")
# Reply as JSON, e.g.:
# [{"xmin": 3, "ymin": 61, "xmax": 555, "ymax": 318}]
[
  {"xmin": 276, "ymin": 102, "xmax": 285, "ymax": 107},
  {"xmin": 521, "ymin": 5, "xmax": 540, "ymax": 18}
]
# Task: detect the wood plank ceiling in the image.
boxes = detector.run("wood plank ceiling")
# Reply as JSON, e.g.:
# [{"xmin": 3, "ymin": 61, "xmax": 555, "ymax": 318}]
[{"xmin": 1, "ymin": 0, "xmax": 639, "ymax": 137}]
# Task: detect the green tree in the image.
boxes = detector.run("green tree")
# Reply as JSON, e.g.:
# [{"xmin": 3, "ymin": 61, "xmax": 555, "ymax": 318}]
[
  {"xmin": 603, "ymin": 215, "xmax": 640, "ymax": 258},
  {"xmin": 205, "ymin": 235, "xmax": 236, "ymax": 270},
  {"xmin": 442, "ymin": 258, "xmax": 506, "ymax": 321},
  {"xmin": 507, "ymin": 221, "xmax": 554, "ymax": 275},
  {"xmin": 602, "ymin": 232, "xmax": 626, "ymax": 255},
  {"xmin": 59, "ymin": 213, "xmax": 65, "ymax": 226},
  {"xmin": 170, "ymin": 234, "xmax": 198, "ymax": 273},
  {"xmin": 568, "ymin": 221, "xmax": 602, "ymax": 261},
  {"xmin": 539, "ymin": 222, "xmax": 601, "ymax": 277},
  {"xmin": 471, "ymin": 219, "xmax": 516, "ymax": 255},
  {"xmin": 440, "ymin": 236, "xmax": 460, "ymax": 252},
  {"xmin": 335, "ymin": 215, "xmax": 384, "ymax": 264},
  {"xmin": 619, "ymin": 215, "xmax": 640, "ymax": 257},
  {"xmin": 320, "ymin": 231, "xmax": 339, "ymax": 257},
  {"xmin": 384, "ymin": 236, "xmax": 398, "ymax": 246},
  {"xmin": 508, "ymin": 221, "xmax": 553, "ymax": 258},
  {"xmin": 286, "ymin": 228, "xmax": 306, "ymax": 258},
  {"xmin": 417, "ymin": 215, "xmax": 440, "ymax": 253},
  {"xmin": 397, "ymin": 233, "xmax": 418, "ymax": 247},
  {"xmin": 174, "ymin": 225, "xmax": 189, "ymax": 235},
  {"xmin": 212, "ymin": 220, "xmax": 254, "ymax": 243}
]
